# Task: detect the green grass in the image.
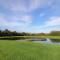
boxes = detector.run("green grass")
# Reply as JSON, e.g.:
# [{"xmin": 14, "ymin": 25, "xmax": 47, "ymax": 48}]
[
  {"xmin": 0, "ymin": 40, "xmax": 60, "ymax": 60},
  {"xmin": 0, "ymin": 36, "xmax": 60, "ymax": 40}
]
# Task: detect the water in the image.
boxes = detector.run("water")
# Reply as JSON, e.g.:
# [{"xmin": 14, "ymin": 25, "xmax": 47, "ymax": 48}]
[
  {"xmin": 32, "ymin": 38, "xmax": 52, "ymax": 44},
  {"xmin": 17, "ymin": 38, "xmax": 60, "ymax": 45},
  {"xmin": 32, "ymin": 38, "xmax": 60, "ymax": 45}
]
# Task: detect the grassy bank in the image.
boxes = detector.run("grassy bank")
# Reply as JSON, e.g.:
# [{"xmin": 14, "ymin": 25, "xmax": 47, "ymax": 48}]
[
  {"xmin": 0, "ymin": 40, "xmax": 60, "ymax": 60},
  {"xmin": 0, "ymin": 36, "xmax": 60, "ymax": 40}
]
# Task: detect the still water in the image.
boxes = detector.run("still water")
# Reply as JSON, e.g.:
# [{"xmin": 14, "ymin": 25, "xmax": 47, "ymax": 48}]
[
  {"xmin": 17, "ymin": 38, "xmax": 60, "ymax": 44},
  {"xmin": 32, "ymin": 38, "xmax": 60, "ymax": 44}
]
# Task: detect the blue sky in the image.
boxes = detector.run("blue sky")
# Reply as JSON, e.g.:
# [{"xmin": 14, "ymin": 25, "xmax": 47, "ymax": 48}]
[{"xmin": 0, "ymin": 0, "xmax": 60, "ymax": 33}]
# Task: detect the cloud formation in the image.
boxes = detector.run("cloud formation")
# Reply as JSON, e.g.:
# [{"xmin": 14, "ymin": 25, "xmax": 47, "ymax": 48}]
[
  {"xmin": 44, "ymin": 17, "xmax": 60, "ymax": 27},
  {"xmin": 30, "ymin": 16, "xmax": 60, "ymax": 33},
  {"xmin": 0, "ymin": 0, "xmax": 51, "ymax": 13},
  {"xmin": 0, "ymin": 15, "xmax": 32, "ymax": 32},
  {"xmin": 0, "ymin": 0, "xmax": 60, "ymax": 32},
  {"xmin": 0, "ymin": 0, "xmax": 49, "ymax": 28}
]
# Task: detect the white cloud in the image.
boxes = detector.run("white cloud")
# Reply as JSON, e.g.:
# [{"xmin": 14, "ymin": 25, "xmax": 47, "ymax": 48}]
[
  {"xmin": 34, "ymin": 16, "xmax": 60, "ymax": 29},
  {"xmin": 0, "ymin": 16, "xmax": 21, "ymax": 26},
  {"xmin": 0, "ymin": 15, "xmax": 32, "ymax": 31},
  {"xmin": 20, "ymin": 15, "xmax": 32, "ymax": 24},
  {"xmin": 29, "ymin": 0, "xmax": 50, "ymax": 11},
  {"xmin": 38, "ymin": 16, "xmax": 60, "ymax": 30},
  {"xmin": 0, "ymin": 0, "xmax": 27, "ymax": 13},
  {"xmin": 29, "ymin": 16, "xmax": 60, "ymax": 33},
  {"xmin": 0, "ymin": 0, "xmax": 60, "ymax": 32},
  {"xmin": 0, "ymin": 0, "xmax": 52, "ymax": 13},
  {"xmin": 44, "ymin": 17, "xmax": 60, "ymax": 27}
]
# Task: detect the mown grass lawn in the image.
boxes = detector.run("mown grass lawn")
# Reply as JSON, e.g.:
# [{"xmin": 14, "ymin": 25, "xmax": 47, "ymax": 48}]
[{"xmin": 0, "ymin": 40, "xmax": 60, "ymax": 60}]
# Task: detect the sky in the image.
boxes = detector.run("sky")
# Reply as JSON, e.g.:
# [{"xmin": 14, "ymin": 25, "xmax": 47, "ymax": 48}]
[{"xmin": 0, "ymin": 0, "xmax": 60, "ymax": 33}]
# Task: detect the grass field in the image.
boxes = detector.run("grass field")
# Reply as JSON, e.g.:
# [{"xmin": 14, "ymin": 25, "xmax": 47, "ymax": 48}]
[
  {"xmin": 0, "ymin": 40, "xmax": 60, "ymax": 60},
  {"xmin": 0, "ymin": 36, "xmax": 60, "ymax": 40}
]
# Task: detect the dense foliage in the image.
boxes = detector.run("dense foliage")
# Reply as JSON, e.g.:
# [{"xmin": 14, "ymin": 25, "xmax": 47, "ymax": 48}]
[
  {"xmin": 0, "ymin": 29, "xmax": 60, "ymax": 36},
  {"xmin": 0, "ymin": 29, "xmax": 31, "ymax": 36},
  {"xmin": 49, "ymin": 31, "xmax": 60, "ymax": 36}
]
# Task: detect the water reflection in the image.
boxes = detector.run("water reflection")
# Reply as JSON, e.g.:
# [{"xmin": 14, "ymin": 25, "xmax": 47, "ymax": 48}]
[
  {"xmin": 32, "ymin": 38, "xmax": 60, "ymax": 44},
  {"xmin": 32, "ymin": 38, "xmax": 52, "ymax": 44},
  {"xmin": 17, "ymin": 38, "xmax": 60, "ymax": 44}
]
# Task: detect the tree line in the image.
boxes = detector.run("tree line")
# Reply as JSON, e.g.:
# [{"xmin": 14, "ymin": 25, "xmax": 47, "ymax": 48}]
[
  {"xmin": 0, "ymin": 29, "xmax": 31, "ymax": 36},
  {"xmin": 0, "ymin": 29, "xmax": 60, "ymax": 36}
]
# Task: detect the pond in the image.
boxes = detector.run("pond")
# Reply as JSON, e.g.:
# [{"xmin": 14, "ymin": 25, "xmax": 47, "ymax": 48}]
[
  {"xmin": 17, "ymin": 38, "xmax": 60, "ymax": 45},
  {"xmin": 32, "ymin": 38, "xmax": 60, "ymax": 44},
  {"xmin": 32, "ymin": 38, "xmax": 51, "ymax": 43}
]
